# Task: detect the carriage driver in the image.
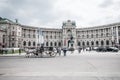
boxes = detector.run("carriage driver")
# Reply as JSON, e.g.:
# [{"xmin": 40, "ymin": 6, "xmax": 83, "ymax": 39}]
[{"xmin": 40, "ymin": 45, "xmax": 44, "ymax": 53}]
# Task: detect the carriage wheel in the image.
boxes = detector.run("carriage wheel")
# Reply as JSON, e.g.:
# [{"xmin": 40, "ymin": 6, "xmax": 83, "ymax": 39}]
[{"xmin": 50, "ymin": 52, "xmax": 56, "ymax": 57}]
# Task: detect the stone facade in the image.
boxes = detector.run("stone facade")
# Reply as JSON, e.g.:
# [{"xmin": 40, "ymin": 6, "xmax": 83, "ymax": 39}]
[
  {"xmin": 0, "ymin": 18, "xmax": 120, "ymax": 49},
  {"xmin": 0, "ymin": 29, "xmax": 6, "ymax": 48}
]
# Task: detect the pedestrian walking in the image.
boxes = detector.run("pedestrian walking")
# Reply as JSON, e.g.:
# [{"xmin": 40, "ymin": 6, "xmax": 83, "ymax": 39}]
[
  {"xmin": 89, "ymin": 47, "xmax": 91, "ymax": 51},
  {"xmin": 57, "ymin": 47, "xmax": 61, "ymax": 56},
  {"xmin": 40, "ymin": 45, "xmax": 44, "ymax": 53},
  {"xmin": 62, "ymin": 48, "xmax": 67, "ymax": 56},
  {"xmin": 78, "ymin": 47, "xmax": 82, "ymax": 53},
  {"xmin": 19, "ymin": 48, "xmax": 21, "ymax": 55}
]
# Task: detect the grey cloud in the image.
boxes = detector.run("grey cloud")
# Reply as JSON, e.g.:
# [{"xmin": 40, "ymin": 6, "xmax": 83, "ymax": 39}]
[
  {"xmin": 99, "ymin": 0, "xmax": 113, "ymax": 8},
  {"xmin": 0, "ymin": 0, "xmax": 120, "ymax": 28},
  {"xmin": 0, "ymin": 0, "xmax": 57, "ymax": 25}
]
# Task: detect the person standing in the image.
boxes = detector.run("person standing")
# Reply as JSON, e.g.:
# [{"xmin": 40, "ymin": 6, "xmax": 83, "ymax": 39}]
[
  {"xmin": 62, "ymin": 48, "xmax": 67, "ymax": 56},
  {"xmin": 40, "ymin": 45, "xmax": 44, "ymax": 56},
  {"xmin": 78, "ymin": 47, "xmax": 82, "ymax": 53},
  {"xmin": 19, "ymin": 48, "xmax": 21, "ymax": 55},
  {"xmin": 57, "ymin": 47, "xmax": 61, "ymax": 56}
]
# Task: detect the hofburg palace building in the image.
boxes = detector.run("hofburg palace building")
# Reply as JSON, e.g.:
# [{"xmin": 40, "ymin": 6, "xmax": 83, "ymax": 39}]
[{"xmin": 0, "ymin": 17, "xmax": 120, "ymax": 49}]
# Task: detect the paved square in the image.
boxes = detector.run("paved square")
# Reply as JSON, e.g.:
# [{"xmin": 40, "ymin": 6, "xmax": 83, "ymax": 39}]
[{"xmin": 0, "ymin": 51, "xmax": 120, "ymax": 80}]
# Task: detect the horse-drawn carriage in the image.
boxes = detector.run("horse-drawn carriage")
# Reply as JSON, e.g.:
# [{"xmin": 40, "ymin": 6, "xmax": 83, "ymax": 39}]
[{"xmin": 25, "ymin": 47, "xmax": 57, "ymax": 58}]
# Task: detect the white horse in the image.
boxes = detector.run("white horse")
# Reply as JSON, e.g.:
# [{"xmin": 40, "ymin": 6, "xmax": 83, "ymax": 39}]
[{"xmin": 25, "ymin": 49, "xmax": 36, "ymax": 58}]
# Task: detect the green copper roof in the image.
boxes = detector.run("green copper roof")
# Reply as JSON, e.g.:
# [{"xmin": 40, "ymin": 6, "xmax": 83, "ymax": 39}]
[{"xmin": 0, "ymin": 17, "xmax": 14, "ymax": 23}]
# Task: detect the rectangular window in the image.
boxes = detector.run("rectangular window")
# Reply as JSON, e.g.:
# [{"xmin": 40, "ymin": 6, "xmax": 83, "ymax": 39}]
[
  {"xmin": 12, "ymin": 31, "xmax": 15, "ymax": 36},
  {"xmin": 96, "ymin": 34, "xmax": 98, "ymax": 38},
  {"xmin": 119, "ymin": 31, "xmax": 120, "ymax": 36},
  {"xmin": 82, "ymin": 35, "xmax": 84, "ymax": 38},
  {"xmin": 24, "ymin": 34, "xmax": 25, "ymax": 38},
  {"xmin": 33, "ymin": 35, "xmax": 35, "ymax": 38},
  {"xmin": 87, "ymin": 35, "xmax": 89, "ymax": 38},
  {"xmin": 28, "ymin": 34, "xmax": 30, "ymax": 38},
  {"xmin": 12, "ymin": 38, "xmax": 14, "ymax": 40},
  {"xmin": 3, "ymin": 35, "xmax": 5, "ymax": 43},
  {"xmin": 12, "ymin": 43, "xmax": 14, "ymax": 47}
]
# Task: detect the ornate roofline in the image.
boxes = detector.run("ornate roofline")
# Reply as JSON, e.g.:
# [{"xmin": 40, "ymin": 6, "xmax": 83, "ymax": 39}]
[
  {"xmin": 1, "ymin": 17, "xmax": 120, "ymax": 30},
  {"xmin": 77, "ymin": 22, "xmax": 120, "ymax": 31}
]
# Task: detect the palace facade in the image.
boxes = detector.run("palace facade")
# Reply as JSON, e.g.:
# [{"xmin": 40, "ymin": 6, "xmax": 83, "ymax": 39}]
[{"xmin": 0, "ymin": 17, "xmax": 120, "ymax": 49}]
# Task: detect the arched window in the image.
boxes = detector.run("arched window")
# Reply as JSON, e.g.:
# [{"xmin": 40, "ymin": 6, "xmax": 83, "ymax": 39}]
[
  {"xmin": 54, "ymin": 42, "xmax": 57, "ymax": 46},
  {"xmin": 82, "ymin": 42, "xmax": 85, "ymax": 46},
  {"xmin": 23, "ymin": 41, "xmax": 26, "ymax": 46},
  {"xmin": 78, "ymin": 42, "xmax": 81, "ymax": 46},
  {"xmin": 91, "ymin": 41, "xmax": 94, "ymax": 46},
  {"xmin": 87, "ymin": 41, "xmax": 89, "ymax": 46},
  {"xmin": 46, "ymin": 42, "xmax": 48, "ymax": 46},
  {"xmin": 106, "ymin": 40, "xmax": 109, "ymax": 45},
  {"xmin": 50, "ymin": 42, "xmax": 53, "ymax": 46},
  {"xmin": 33, "ymin": 42, "xmax": 36, "ymax": 46},
  {"xmin": 58, "ymin": 42, "xmax": 61, "ymax": 47},
  {"xmin": 96, "ymin": 41, "xmax": 99, "ymax": 46},
  {"xmin": 101, "ymin": 40, "xmax": 104, "ymax": 46},
  {"xmin": 28, "ymin": 41, "xmax": 31, "ymax": 46},
  {"xmin": 67, "ymin": 29, "xmax": 71, "ymax": 32}
]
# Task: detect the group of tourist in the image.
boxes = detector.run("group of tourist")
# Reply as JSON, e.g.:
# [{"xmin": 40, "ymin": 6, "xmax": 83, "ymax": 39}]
[{"xmin": 49, "ymin": 47, "xmax": 67, "ymax": 56}]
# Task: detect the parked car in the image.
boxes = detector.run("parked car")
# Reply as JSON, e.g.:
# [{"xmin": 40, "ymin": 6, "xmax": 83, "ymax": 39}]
[
  {"xmin": 96, "ymin": 47, "xmax": 119, "ymax": 52},
  {"xmin": 106, "ymin": 47, "xmax": 119, "ymax": 52},
  {"xmin": 96, "ymin": 47, "xmax": 106, "ymax": 52},
  {"xmin": 92, "ymin": 47, "xmax": 98, "ymax": 51}
]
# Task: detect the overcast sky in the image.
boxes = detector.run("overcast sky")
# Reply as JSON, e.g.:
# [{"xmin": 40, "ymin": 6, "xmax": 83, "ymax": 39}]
[{"xmin": 0, "ymin": 0, "xmax": 120, "ymax": 28}]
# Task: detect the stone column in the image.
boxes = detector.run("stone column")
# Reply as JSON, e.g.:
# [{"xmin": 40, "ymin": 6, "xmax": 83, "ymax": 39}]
[
  {"xmin": 111, "ymin": 26, "xmax": 114, "ymax": 44},
  {"xmin": 62, "ymin": 29, "xmax": 66, "ymax": 48},
  {"xmin": 116, "ymin": 26, "xmax": 119, "ymax": 46}
]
